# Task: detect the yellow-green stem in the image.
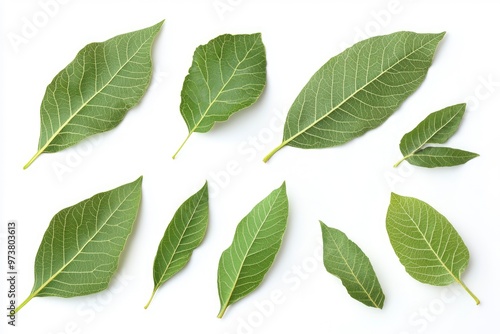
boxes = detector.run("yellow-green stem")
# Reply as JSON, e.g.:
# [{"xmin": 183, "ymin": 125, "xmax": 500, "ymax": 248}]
[{"xmin": 172, "ymin": 132, "xmax": 193, "ymax": 159}]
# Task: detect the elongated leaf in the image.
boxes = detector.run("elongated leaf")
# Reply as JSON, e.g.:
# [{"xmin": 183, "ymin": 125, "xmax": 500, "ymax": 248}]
[
  {"xmin": 394, "ymin": 103, "xmax": 479, "ymax": 167},
  {"xmin": 16, "ymin": 177, "xmax": 143, "ymax": 312},
  {"xmin": 263, "ymin": 31, "xmax": 445, "ymax": 162},
  {"xmin": 386, "ymin": 193, "xmax": 479, "ymax": 304},
  {"xmin": 24, "ymin": 21, "xmax": 164, "ymax": 169},
  {"xmin": 404, "ymin": 147, "xmax": 479, "ymax": 167},
  {"xmin": 320, "ymin": 222, "xmax": 385, "ymax": 308},
  {"xmin": 144, "ymin": 182, "xmax": 209, "ymax": 309},
  {"xmin": 173, "ymin": 33, "xmax": 266, "ymax": 158},
  {"xmin": 217, "ymin": 182, "xmax": 288, "ymax": 318}
]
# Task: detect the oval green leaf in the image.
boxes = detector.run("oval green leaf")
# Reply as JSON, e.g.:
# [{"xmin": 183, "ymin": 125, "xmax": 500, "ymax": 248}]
[
  {"xmin": 394, "ymin": 103, "xmax": 479, "ymax": 167},
  {"xmin": 173, "ymin": 33, "xmax": 267, "ymax": 158},
  {"xmin": 24, "ymin": 21, "xmax": 164, "ymax": 169},
  {"xmin": 320, "ymin": 222, "xmax": 385, "ymax": 309},
  {"xmin": 263, "ymin": 31, "xmax": 445, "ymax": 162},
  {"xmin": 145, "ymin": 182, "xmax": 209, "ymax": 309},
  {"xmin": 217, "ymin": 182, "xmax": 288, "ymax": 318},
  {"xmin": 16, "ymin": 177, "xmax": 143, "ymax": 312},
  {"xmin": 386, "ymin": 193, "xmax": 479, "ymax": 304}
]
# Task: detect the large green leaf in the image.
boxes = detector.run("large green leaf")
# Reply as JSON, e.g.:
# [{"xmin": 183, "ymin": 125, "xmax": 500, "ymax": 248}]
[
  {"xmin": 320, "ymin": 222, "xmax": 385, "ymax": 309},
  {"xmin": 24, "ymin": 21, "xmax": 164, "ymax": 169},
  {"xmin": 16, "ymin": 177, "xmax": 143, "ymax": 312},
  {"xmin": 386, "ymin": 193, "xmax": 479, "ymax": 304},
  {"xmin": 172, "ymin": 33, "xmax": 266, "ymax": 158},
  {"xmin": 144, "ymin": 182, "xmax": 209, "ymax": 309},
  {"xmin": 263, "ymin": 31, "xmax": 445, "ymax": 162},
  {"xmin": 217, "ymin": 182, "xmax": 288, "ymax": 318},
  {"xmin": 394, "ymin": 103, "xmax": 479, "ymax": 167}
]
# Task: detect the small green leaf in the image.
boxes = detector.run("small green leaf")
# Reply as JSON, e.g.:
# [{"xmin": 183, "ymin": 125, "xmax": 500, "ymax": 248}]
[
  {"xmin": 145, "ymin": 182, "xmax": 209, "ymax": 309},
  {"xmin": 24, "ymin": 21, "xmax": 164, "ymax": 169},
  {"xmin": 173, "ymin": 33, "xmax": 267, "ymax": 158},
  {"xmin": 404, "ymin": 147, "xmax": 479, "ymax": 167},
  {"xmin": 16, "ymin": 177, "xmax": 143, "ymax": 312},
  {"xmin": 217, "ymin": 182, "xmax": 288, "ymax": 318},
  {"xmin": 386, "ymin": 193, "xmax": 479, "ymax": 304},
  {"xmin": 263, "ymin": 31, "xmax": 445, "ymax": 162},
  {"xmin": 320, "ymin": 222, "xmax": 385, "ymax": 309},
  {"xmin": 394, "ymin": 103, "xmax": 479, "ymax": 167}
]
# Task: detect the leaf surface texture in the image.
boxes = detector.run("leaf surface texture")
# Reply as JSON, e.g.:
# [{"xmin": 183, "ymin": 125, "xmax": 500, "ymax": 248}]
[
  {"xmin": 386, "ymin": 193, "xmax": 479, "ymax": 304},
  {"xmin": 25, "ymin": 21, "xmax": 163, "ymax": 168},
  {"xmin": 145, "ymin": 182, "xmax": 209, "ymax": 309},
  {"xmin": 173, "ymin": 33, "xmax": 266, "ymax": 158},
  {"xmin": 217, "ymin": 182, "xmax": 288, "ymax": 318},
  {"xmin": 321, "ymin": 222, "xmax": 385, "ymax": 308},
  {"xmin": 264, "ymin": 31, "xmax": 445, "ymax": 162},
  {"xmin": 16, "ymin": 177, "xmax": 143, "ymax": 312}
]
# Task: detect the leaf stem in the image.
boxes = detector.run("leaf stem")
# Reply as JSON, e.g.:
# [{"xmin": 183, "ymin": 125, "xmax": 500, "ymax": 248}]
[
  {"xmin": 144, "ymin": 288, "xmax": 158, "ymax": 309},
  {"xmin": 457, "ymin": 278, "xmax": 480, "ymax": 305},
  {"xmin": 14, "ymin": 293, "xmax": 36, "ymax": 313},
  {"xmin": 172, "ymin": 132, "xmax": 193, "ymax": 159},
  {"xmin": 263, "ymin": 142, "xmax": 286, "ymax": 163},
  {"xmin": 217, "ymin": 304, "xmax": 229, "ymax": 318},
  {"xmin": 393, "ymin": 156, "xmax": 408, "ymax": 168},
  {"xmin": 24, "ymin": 150, "xmax": 44, "ymax": 169}
]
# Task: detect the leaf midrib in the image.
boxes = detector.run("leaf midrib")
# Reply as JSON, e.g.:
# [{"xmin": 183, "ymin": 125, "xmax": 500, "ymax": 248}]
[
  {"xmin": 154, "ymin": 189, "xmax": 206, "ymax": 289},
  {"xmin": 221, "ymin": 188, "xmax": 283, "ymax": 309},
  {"xmin": 189, "ymin": 36, "xmax": 260, "ymax": 134},
  {"xmin": 31, "ymin": 183, "xmax": 139, "ymax": 298},
  {"xmin": 283, "ymin": 34, "xmax": 442, "ymax": 146},
  {"xmin": 39, "ymin": 33, "xmax": 155, "ymax": 154},
  {"xmin": 327, "ymin": 232, "xmax": 381, "ymax": 308}
]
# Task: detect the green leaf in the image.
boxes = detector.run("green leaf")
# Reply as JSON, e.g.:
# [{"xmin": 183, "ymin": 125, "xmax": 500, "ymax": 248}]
[
  {"xmin": 144, "ymin": 182, "xmax": 209, "ymax": 309},
  {"xmin": 404, "ymin": 147, "xmax": 479, "ymax": 168},
  {"xmin": 173, "ymin": 33, "xmax": 267, "ymax": 158},
  {"xmin": 386, "ymin": 193, "xmax": 479, "ymax": 304},
  {"xmin": 24, "ymin": 21, "xmax": 164, "ymax": 169},
  {"xmin": 263, "ymin": 31, "xmax": 445, "ymax": 162},
  {"xmin": 217, "ymin": 182, "xmax": 288, "ymax": 318},
  {"xmin": 394, "ymin": 103, "xmax": 479, "ymax": 167},
  {"xmin": 320, "ymin": 222, "xmax": 385, "ymax": 309},
  {"xmin": 16, "ymin": 177, "xmax": 143, "ymax": 312}
]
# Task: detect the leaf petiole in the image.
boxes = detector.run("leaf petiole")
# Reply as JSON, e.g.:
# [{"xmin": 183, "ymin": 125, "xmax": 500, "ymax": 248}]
[
  {"xmin": 144, "ymin": 288, "xmax": 158, "ymax": 309},
  {"xmin": 172, "ymin": 132, "xmax": 193, "ymax": 159},
  {"xmin": 393, "ymin": 156, "xmax": 409, "ymax": 168},
  {"xmin": 263, "ymin": 142, "xmax": 286, "ymax": 163},
  {"xmin": 456, "ymin": 278, "xmax": 480, "ymax": 305}
]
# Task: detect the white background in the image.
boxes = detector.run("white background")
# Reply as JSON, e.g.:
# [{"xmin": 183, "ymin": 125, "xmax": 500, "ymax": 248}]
[{"xmin": 1, "ymin": 0, "xmax": 499, "ymax": 333}]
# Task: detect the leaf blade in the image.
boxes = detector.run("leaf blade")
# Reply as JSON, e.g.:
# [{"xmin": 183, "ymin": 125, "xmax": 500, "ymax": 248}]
[
  {"xmin": 24, "ymin": 21, "xmax": 163, "ymax": 169},
  {"xmin": 386, "ymin": 193, "xmax": 479, "ymax": 304},
  {"xmin": 217, "ymin": 182, "xmax": 288, "ymax": 318},
  {"xmin": 145, "ymin": 182, "xmax": 209, "ymax": 309},
  {"xmin": 395, "ymin": 103, "xmax": 479, "ymax": 167},
  {"xmin": 406, "ymin": 147, "xmax": 479, "ymax": 168},
  {"xmin": 16, "ymin": 177, "xmax": 143, "ymax": 312},
  {"xmin": 173, "ymin": 33, "xmax": 266, "ymax": 158},
  {"xmin": 263, "ymin": 31, "xmax": 445, "ymax": 162},
  {"xmin": 320, "ymin": 222, "xmax": 385, "ymax": 308}
]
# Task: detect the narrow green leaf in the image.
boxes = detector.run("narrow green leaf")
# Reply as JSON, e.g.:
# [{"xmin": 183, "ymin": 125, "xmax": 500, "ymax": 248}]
[
  {"xmin": 405, "ymin": 147, "xmax": 479, "ymax": 167},
  {"xmin": 16, "ymin": 177, "xmax": 143, "ymax": 312},
  {"xmin": 217, "ymin": 182, "xmax": 288, "ymax": 318},
  {"xmin": 386, "ymin": 193, "xmax": 479, "ymax": 304},
  {"xmin": 320, "ymin": 222, "xmax": 385, "ymax": 309},
  {"xmin": 173, "ymin": 33, "xmax": 267, "ymax": 158},
  {"xmin": 145, "ymin": 182, "xmax": 209, "ymax": 309},
  {"xmin": 394, "ymin": 103, "xmax": 479, "ymax": 167},
  {"xmin": 24, "ymin": 21, "xmax": 164, "ymax": 169},
  {"xmin": 263, "ymin": 31, "xmax": 445, "ymax": 162}
]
